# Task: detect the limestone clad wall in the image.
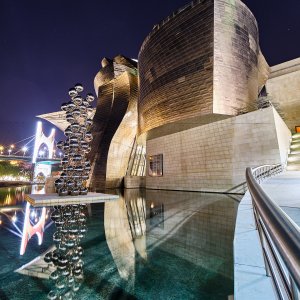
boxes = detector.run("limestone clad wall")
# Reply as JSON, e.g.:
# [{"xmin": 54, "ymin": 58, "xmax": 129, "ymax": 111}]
[
  {"xmin": 146, "ymin": 107, "xmax": 290, "ymax": 192},
  {"xmin": 273, "ymin": 108, "xmax": 292, "ymax": 164},
  {"xmin": 266, "ymin": 57, "xmax": 300, "ymax": 131}
]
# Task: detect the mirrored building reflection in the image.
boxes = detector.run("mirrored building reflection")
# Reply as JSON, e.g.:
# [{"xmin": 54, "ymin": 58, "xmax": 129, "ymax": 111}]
[
  {"xmin": 104, "ymin": 189, "xmax": 147, "ymax": 286},
  {"xmin": 103, "ymin": 189, "xmax": 239, "ymax": 297}
]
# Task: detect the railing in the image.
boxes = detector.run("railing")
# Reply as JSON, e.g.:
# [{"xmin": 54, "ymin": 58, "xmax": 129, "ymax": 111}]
[
  {"xmin": 246, "ymin": 165, "xmax": 300, "ymax": 300},
  {"xmin": 252, "ymin": 164, "xmax": 283, "ymax": 183}
]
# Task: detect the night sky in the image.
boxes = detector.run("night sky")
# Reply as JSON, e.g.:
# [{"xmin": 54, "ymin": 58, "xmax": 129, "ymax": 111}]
[{"xmin": 0, "ymin": 0, "xmax": 299, "ymax": 149}]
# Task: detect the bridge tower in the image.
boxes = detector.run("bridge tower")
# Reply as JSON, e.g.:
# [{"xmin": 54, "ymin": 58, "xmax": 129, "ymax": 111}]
[{"xmin": 32, "ymin": 121, "xmax": 55, "ymax": 180}]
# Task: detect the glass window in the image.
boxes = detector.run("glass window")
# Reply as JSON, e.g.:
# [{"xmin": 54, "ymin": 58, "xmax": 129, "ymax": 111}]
[{"xmin": 149, "ymin": 154, "xmax": 163, "ymax": 177}]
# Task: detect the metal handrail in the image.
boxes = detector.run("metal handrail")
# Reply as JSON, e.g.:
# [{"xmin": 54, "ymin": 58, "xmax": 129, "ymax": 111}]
[{"xmin": 246, "ymin": 166, "xmax": 300, "ymax": 299}]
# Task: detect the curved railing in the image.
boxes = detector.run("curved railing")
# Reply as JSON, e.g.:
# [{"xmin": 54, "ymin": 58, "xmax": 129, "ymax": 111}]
[{"xmin": 246, "ymin": 165, "xmax": 300, "ymax": 299}]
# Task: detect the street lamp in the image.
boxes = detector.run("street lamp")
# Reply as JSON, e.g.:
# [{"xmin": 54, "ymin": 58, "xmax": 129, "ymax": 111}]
[
  {"xmin": 9, "ymin": 144, "xmax": 14, "ymax": 156},
  {"xmin": 22, "ymin": 146, "xmax": 28, "ymax": 156},
  {"xmin": 0, "ymin": 145, "xmax": 3, "ymax": 155}
]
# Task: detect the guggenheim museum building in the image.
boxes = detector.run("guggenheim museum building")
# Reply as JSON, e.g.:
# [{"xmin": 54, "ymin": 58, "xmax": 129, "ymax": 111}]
[{"xmin": 39, "ymin": 0, "xmax": 300, "ymax": 192}]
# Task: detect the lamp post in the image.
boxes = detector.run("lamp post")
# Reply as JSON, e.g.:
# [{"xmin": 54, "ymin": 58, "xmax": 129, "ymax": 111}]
[
  {"xmin": 22, "ymin": 146, "xmax": 28, "ymax": 157},
  {"xmin": 9, "ymin": 144, "xmax": 14, "ymax": 156}
]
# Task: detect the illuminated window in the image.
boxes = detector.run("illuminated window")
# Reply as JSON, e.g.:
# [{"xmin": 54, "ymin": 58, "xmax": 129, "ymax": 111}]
[{"xmin": 149, "ymin": 154, "xmax": 163, "ymax": 177}]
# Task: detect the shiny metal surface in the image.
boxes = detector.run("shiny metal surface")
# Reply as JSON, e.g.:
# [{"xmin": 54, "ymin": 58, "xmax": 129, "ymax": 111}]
[
  {"xmin": 89, "ymin": 55, "xmax": 139, "ymax": 190},
  {"xmin": 246, "ymin": 166, "xmax": 300, "ymax": 299},
  {"xmin": 138, "ymin": 0, "xmax": 269, "ymax": 135}
]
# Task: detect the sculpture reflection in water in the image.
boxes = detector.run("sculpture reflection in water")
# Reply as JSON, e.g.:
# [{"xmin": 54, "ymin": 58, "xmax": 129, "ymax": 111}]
[
  {"xmin": 44, "ymin": 204, "xmax": 87, "ymax": 300},
  {"xmin": 104, "ymin": 190, "xmax": 146, "ymax": 286}
]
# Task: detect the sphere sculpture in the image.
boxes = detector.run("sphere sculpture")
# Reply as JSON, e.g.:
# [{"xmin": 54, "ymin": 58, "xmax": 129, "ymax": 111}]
[
  {"xmin": 45, "ymin": 204, "xmax": 87, "ymax": 299},
  {"xmin": 55, "ymin": 83, "xmax": 94, "ymax": 196}
]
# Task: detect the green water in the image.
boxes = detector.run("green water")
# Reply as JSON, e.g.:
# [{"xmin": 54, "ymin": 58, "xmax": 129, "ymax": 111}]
[{"xmin": 0, "ymin": 188, "xmax": 239, "ymax": 299}]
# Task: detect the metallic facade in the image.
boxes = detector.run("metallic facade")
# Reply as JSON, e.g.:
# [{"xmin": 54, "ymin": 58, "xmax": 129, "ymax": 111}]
[
  {"xmin": 138, "ymin": 0, "xmax": 269, "ymax": 135},
  {"xmin": 89, "ymin": 55, "xmax": 138, "ymax": 190}
]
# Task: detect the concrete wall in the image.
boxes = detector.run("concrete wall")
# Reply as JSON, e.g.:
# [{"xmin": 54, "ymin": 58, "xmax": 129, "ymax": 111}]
[
  {"xmin": 273, "ymin": 108, "xmax": 292, "ymax": 164},
  {"xmin": 266, "ymin": 57, "xmax": 300, "ymax": 131},
  {"xmin": 146, "ymin": 107, "xmax": 290, "ymax": 192}
]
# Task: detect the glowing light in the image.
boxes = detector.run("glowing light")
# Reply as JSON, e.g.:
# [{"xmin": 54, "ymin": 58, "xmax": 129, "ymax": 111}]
[
  {"xmin": 10, "ymin": 144, "xmax": 15, "ymax": 149},
  {"xmin": 12, "ymin": 213, "xmax": 17, "ymax": 223},
  {"xmin": 22, "ymin": 146, "xmax": 28, "ymax": 156},
  {"xmin": 150, "ymin": 202, "xmax": 154, "ymax": 209}
]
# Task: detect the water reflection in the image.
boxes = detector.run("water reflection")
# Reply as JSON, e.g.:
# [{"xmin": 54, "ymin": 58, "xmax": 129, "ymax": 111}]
[
  {"xmin": 0, "ymin": 188, "xmax": 240, "ymax": 299},
  {"xmin": 45, "ymin": 204, "xmax": 87, "ymax": 300},
  {"xmin": 104, "ymin": 189, "xmax": 147, "ymax": 285},
  {"xmin": 0, "ymin": 185, "xmax": 53, "ymax": 256},
  {"xmin": 103, "ymin": 189, "xmax": 239, "ymax": 298},
  {"xmin": 0, "ymin": 185, "xmax": 31, "ymax": 206},
  {"xmin": 144, "ymin": 190, "xmax": 238, "ymax": 280}
]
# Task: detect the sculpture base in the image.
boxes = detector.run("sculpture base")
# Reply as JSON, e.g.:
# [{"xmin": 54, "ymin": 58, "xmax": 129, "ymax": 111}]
[{"xmin": 24, "ymin": 192, "xmax": 119, "ymax": 207}]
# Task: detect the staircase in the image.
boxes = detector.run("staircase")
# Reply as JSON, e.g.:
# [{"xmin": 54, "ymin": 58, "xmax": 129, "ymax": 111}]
[{"xmin": 287, "ymin": 133, "xmax": 300, "ymax": 171}]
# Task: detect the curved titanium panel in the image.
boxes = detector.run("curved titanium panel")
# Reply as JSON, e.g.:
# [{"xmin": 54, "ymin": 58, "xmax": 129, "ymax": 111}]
[
  {"xmin": 138, "ymin": 0, "xmax": 269, "ymax": 134},
  {"xmin": 138, "ymin": 0, "xmax": 214, "ymax": 134},
  {"xmin": 213, "ymin": 0, "xmax": 269, "ymax": 115},
  {"xmin": 89, "ymin": 56, "xmax": 138, "ymax": 189}
]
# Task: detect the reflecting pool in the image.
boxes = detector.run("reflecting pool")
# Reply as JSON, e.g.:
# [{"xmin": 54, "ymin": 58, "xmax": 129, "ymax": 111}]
[{"xmin": 0, "ymin": 187, "xmax": 240, "ymax": 299}]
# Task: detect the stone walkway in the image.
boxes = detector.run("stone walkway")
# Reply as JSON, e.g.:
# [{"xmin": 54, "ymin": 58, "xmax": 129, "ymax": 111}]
[
  {"xmin": 260, "ymin": 171, "xmax": 300, "ymax": 226},
  {"xmin": 234, "ymin": 170, "xmax": 300, "ymax": 300}
]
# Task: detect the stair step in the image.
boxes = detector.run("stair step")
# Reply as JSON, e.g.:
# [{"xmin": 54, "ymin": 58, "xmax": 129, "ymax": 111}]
[
  {"xmin": 287, "ymin": 162, "xmax": 300, "ymax": 166},
  {"xmin": 290, "ymin": 150, "xmax": 300, "ymax": 155},
  {"xmin": 287, "ymin": 165, "xmax": 300, "ymax": 171},
  {"xmin": 287, "ymin": 157, "xmax": 300, "ymax": 164},
  {"xmin": 288, "ymin": 153, "xmax": 300, "ymax": 158},
  {"xmin": 290, "ymin": 142, "xmax": 300, "ymax": 148},
  {"xmin": 292, "ymin": 133, "xmax": 300, "ymax": 138}
]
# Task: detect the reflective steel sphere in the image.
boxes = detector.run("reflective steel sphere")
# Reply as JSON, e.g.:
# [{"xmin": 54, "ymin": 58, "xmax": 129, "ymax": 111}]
[
  {"xmin": 86, "ymin": 93, "xmax": 95, "ymax": 102},
  {"xmin": 59, "ymin": 187, "xmax": 68, "ymax": 196},
  {"xmin": 68, "ymin": 88, "xmax": 78, "ymax": 97},
  {"xmin": 74, "ymin": 83, "xmax": 83, "ymax": 92}
]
